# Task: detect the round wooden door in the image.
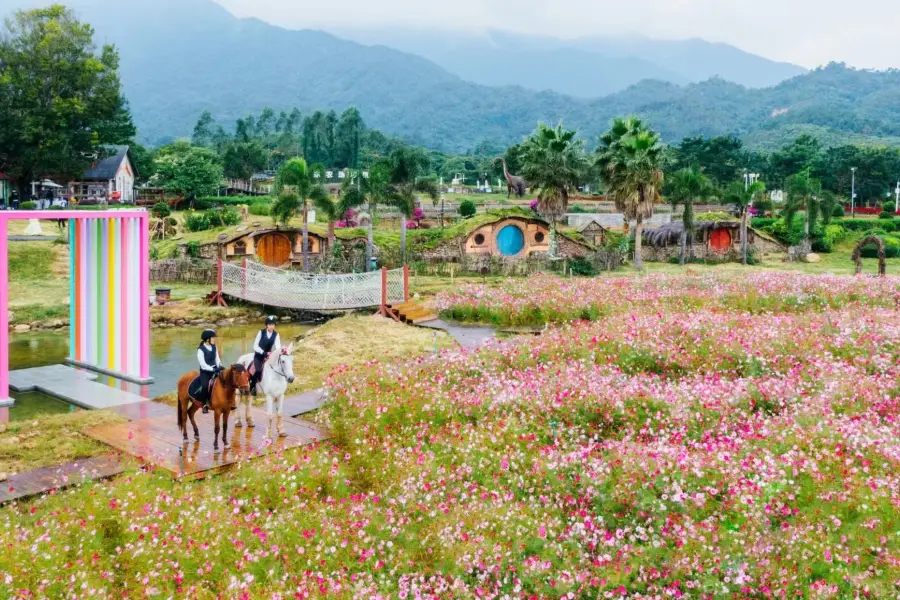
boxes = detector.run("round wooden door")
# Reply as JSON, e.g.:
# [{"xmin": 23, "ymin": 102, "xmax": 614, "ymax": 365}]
[
  {"xmin": 709, "ymin": 228, "xmax": 732, "ymax": 253},
  {"xmin": 256, "ymin": 233, "xmax": 292, "ymax": 266}
]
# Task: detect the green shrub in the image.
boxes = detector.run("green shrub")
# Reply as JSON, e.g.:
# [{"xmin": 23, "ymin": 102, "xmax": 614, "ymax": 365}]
[
  {"xmin": 879, "ymin": 211, "xmax": 894, "ymax": 220},
  {"xmin": 198, "ymin": 196, "xmax": 272, "ymax": 206},
  {"xmin": 751, "ymin": 217, "xmax": 777, "ymax": 230},
  {"xmin": 765, "ymin": 216, "xmax": 805, "ymax": 246},
  {"xmin": 753, "ymin": 198, "xmax": 774, "ymax": 213},
  {"xmin": 883, "ymin": 201, "xmax": 895, "ymax": 213},
  {"xmin": 248, "ymin": 203, "xmax": 271, "ymax": 216},
  {"xmin": 149, "ymin": 246, "xmax": 160, "ymax": 260},
  {"xmin": 832, "ymin": 205, "xmax": 845, "ymax": 218},
  {"xmin": 184, "ymin": 241, "xmax": 202, "ymax": 258},
  {"xmin": 568, "ymin": 205, "xmax": 589, "ymax": 214},
  {"xmin": 567, "ymin": 256, "xmax": 597, "ymax": 276},
  {"xmin": 183, "ymin": 211, "xmax": 211, "ymax": 232},
  {"xmin": 859, "ymin": 234, "xmax": 900, "ymax": 258},
  {"xmin": 204, "ymin": 207, "xmax": 241, "ymax": 227},
  {"xmin": 840, "ymin": 219, "xmax": 896, "ymax": 233},
  {"xmin": 458, "ymin": 199, "xmax": 476, "ymax": 218},
  {"xmin": 151, "ymin": 202, "xmax": 171, "ymax": 218},
  {"xmin": 812, "ymin": 224, "xmax": 846, "ymax": 253},
  {"xmin": 19, "ymin": 201, "xmax": 36, "ymax": 210}
]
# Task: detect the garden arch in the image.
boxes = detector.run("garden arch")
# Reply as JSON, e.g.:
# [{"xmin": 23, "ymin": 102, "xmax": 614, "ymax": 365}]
[
  {"xmin": 851, "ymin": 235, "xmax": 887, "ymax": 277},
  {"xmin": 0, "ymin": 210, "xmax": 152, "ymax": 405}
]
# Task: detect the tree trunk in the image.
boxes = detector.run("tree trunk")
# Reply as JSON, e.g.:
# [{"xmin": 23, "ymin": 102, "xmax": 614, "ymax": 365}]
[
  {"xmin": 634, "ymin": 217, "xmax": 644, "ymax": 270},
  {"xmin": 400, "ymin": 215, "xmax": 407, "ymax": 265},
  {"xmin": 366, "ymin": 201, "xmax": 375, "ymax": 272},
  {"xmin": 302, "ymin": 203, "xmax": 310, "ymax": 272},
  {"xmin": 741, "ymin": 208, "xmax": 749, "ymax": 265},
  {"xmin": 679, "ymin": 229, "xmax": 686, "ymax": 265},
  {"xmin": 548, "ymin": 220, "xmax": 558, "ymax": 259},
  {"xmin": 327, "ymin": 220, "xmax": 335, "ymax": 247}
]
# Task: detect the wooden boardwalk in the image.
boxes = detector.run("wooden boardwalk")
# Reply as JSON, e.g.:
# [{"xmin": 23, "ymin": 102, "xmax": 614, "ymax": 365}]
[
  {"xmin": 9, "ymin": 365, "xmax": 147, "ymax": 410},
  {"xmin": 0, "ymin": 455, "xmax": 124, "ymax": 505},
  {"xmin": 87, "ymin": 401, "xmax": 329, "ymax": 478}
]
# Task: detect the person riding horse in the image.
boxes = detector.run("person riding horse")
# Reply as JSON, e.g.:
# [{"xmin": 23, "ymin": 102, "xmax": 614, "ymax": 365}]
[
  {"xmin": 196, "ymin": 329, "xmax": 223, "ymax": 414},
  {"xmin": 251, "ymin": 316, "xmax": 281, "ymax": 396}
]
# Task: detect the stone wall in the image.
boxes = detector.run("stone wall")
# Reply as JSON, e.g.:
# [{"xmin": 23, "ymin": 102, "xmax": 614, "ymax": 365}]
[
  {"xmin": 641, "ymin": 234, "xmax": 785, "ymax": 263},
  {"xmin": 150, "ymin": 259, "xmax": 217, "ymax": 284}
]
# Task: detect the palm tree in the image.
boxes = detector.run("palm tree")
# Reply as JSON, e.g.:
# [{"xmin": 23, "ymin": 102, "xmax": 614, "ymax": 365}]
[
  {"xmin": 341, "ymin": 162, "xmax": 390, "ymax": 271},
  {"xmin": 596, "ymin": 117, "xmax": 665, "ymax": 270},
  {"xmin": 311, "ymin": 190, "xmax": 359, "ymax": 248},
  {"xmin": 272, "ymin": 157, "xmax": 327, "ymax": 271},
  {"xmin": 384, "ymin": 148, "xmax": 438, "ymax": 265},
  {"xmin": 520, "ymin": 123, "xmax": 588, "ymax": 258},
  {"xmin": 785, "ymin": 171, "xmax": 822, "ymax": 244},
  {"xmin": 665, "ymin": 166, "xmax": 713, "ymax": 264},
  {"xmin": 725, "ymin": 179, "xmax": 767, "ymax": 264}
]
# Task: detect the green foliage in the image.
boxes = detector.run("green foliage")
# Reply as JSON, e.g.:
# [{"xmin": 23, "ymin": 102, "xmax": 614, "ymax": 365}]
[
  {"xmin": 879, "ymin": 211, "xmax": 894, "ymax": 219},
  {"xmin": 248, "ymin": 203, "xmax": 271, "ymax": 216},
  {"xmin": 857, "ymin": 232, "xmax": 900, "ymax": 258},
  {"xmin": 149, "ymin": 246, "xmax": 160, "ymax": 260},
  {"xmin": 671, "ymin": 135, "xmax": 744, "ymax": 186},
  {"xmin": 271, "ymin": 191, "xmax": 301, "ymax": 226},
  {"xmin": 221, "ymin": 140, "xmax": 267, "ymax": 179},
  {"xmin": 151, "ymin": 202, "xmax": 171, "ymax": 218},
  {"xmin": 566, "ymin": 256, "xmax": 597, "ymax": 277},
  {"xmin": 183, "ymin": 211, "xmax": 211, "ymax": 232},
  {"xmin": 520, "ymin": 123, "xmax": 588, "ymax": 225},
  {"xmin": 833, "ymin": 205, "xmax": 845, "ymax": 218},
  {"xmin": 0, "ymin": 6, "xmax": 135, "ymax": 196},
  {"xmin": 197, "ymin": 196, "xmax": 271, "ymax": 206},
  {"xmin": 184, "ymin": 240, "xmax": 201, "ymax": 258},
  {"xmin": 883, "ymin": 201, "xmax": 895, "ymax": 213},
  {"xmin": 204, "ymin": 207, "xmax": 241, "ymax": 227},
  {"xmin": 812, "ymin": 224, "xmax": 846, "ymax": 253},
  {"xmin": 839, "ymin": 218, "xmax": 896, "ymax": 232},
  {"xmin": 150, "ymin": 141, "xmax": 223, "ymax": 201},
  {"xmin": 19, "ymin": 201, "xmax": 36, "ymax": 210},
  {"xmin": 458, "ymin": 199, "xmax": 476, "ymax": 218}
]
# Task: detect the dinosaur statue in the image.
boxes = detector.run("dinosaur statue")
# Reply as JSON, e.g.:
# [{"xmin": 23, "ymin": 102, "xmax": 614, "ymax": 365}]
[{"xmin": 495, "ymin": 157, "xmax": 527, "ymax": 199}]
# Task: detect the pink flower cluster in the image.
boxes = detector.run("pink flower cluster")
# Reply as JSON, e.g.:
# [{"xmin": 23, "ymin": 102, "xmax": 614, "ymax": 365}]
[{"xmin": 1, "ymin": 273, "xmax": 899, "ymax": 597}]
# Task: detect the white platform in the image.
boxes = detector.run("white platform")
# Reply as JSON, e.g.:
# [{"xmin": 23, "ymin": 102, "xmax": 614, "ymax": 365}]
[{"xmin": 9, "ymin": 365, "xmax": 147, "ymax": 410}]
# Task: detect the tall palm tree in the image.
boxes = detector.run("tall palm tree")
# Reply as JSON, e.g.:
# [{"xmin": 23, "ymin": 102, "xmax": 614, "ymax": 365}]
[
  {"xmin": 520, "ymin": 123, "xmax": 587, "ymax": 258},
  {"xmin": 311, "ymin": 190, "xmax": 359, "ymax": 248},
  {"xmin": 596, "ymin": 117, "xmax": 665, "ymax": 270},
  {"xmin": 665, "ymin": 166, "xmax": 713, "ymax": 264},
  {"xmin": 272, "ymin": 157, "xmax": 327, "ymax": 271},
  {"xmin": 341, "ymin": 162, "xmax": 390, "ymax": 271},
  {"xmin": 385, "ymin": 148, "xmax": 438, "ymax": 265},
  {"xmin": 725, "ymin": 180, "xmax": 767, "ymax": 265}
]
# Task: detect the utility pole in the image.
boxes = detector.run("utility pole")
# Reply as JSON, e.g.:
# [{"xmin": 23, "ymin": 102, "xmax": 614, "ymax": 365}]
[
  {"xmin": 851, "ymin": 167, "xmax": 857, "ymax": 217},
  {"xmin": 895, "ymin": 181, "xmax": 899, "ymax": 213}
]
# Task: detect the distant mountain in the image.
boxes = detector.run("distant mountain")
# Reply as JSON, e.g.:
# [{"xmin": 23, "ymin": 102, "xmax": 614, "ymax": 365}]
[
  {"xmin": 1, "ymin": 0, "xmax": 899, "ymax": 153},
  {"xmin": 335, "ymin": 28, "xmax": 807, "ymax": 97}
]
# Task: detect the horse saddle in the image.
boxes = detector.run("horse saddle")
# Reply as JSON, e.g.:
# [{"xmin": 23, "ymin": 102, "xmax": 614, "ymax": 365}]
[{"xmin": 188, "ymin": 376, "xmax": 216, "ymax": 402}]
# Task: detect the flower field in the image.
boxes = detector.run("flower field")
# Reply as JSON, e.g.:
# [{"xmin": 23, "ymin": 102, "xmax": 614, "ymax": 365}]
[{"xmin": 2, "ymin": 273, "xmax": 900, "ymax": 598}]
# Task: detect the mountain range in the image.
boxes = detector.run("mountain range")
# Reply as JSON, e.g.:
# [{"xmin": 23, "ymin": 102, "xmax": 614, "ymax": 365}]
[{"xmin": 2, "ymin": 0, "xmax": 900, "ymax": 153}]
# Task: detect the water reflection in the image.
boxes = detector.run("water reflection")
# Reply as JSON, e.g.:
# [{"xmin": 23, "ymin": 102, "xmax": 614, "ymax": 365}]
[{"xmin": 6, "ymin": 323, "xmax": 314, "ymax": 418}]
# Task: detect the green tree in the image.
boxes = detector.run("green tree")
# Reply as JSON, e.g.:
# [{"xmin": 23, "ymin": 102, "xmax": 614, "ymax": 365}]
[
  {"xmin": 150, "ymin": 141, "xmax": 222, "ymax": 207},
  {"xmin": 221, "ymin": 140, "xmax": 267, "ymax": 180},
  {"xmin": 341, "ymin": 162, "xmax": 390, "ymax": 271},
  {"xmin": 769, "ymin": 135, "xmax": 822, "ymax": 188},
  {"xmin": 673, "ymin": 135, "xmax": 745, "ymax": 186},
  {"xmin": 311, "ymin": 190, "xmax": 358, "ymax": 247},
  {"xmin": 334, "ymin": 107, "xmax": 364, "ymax": 168},
  {"xmin": 596, "ymin": 117, "xmax": 665, "ymax": 270},
  {"xmin": 192, "ymin": 111, "xmax": 216, "ymax": 147},
  {"xmin": 520, "ymin": 123, "xmax": 587, "ymax": 258},
  {"xmin": 0, "ymin": 5, "xmax": 135, "ymax": 200},
  {"xmin": 664, "ymin": 166, "xmax": 713, "ymax": 264},
  {"xmin": 385, "ymin": 148, "xmax": 437, "ymax": 264},
  {"xmin": 785, "ymin": 171, "xmax": 823, "ymax": 243},
  {"xmin": 273, "ymin": 158, "xmax": 327, "ymax": 270},
  {"xmin": 724, "ymin": 180, "xmax": 767, "ymax": 264}
]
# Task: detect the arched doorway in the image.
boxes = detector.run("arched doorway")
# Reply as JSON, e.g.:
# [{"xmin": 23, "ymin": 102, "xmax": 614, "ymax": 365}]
[
  {"xmin": 256, "ymin": 233, "xmax": 292, "ymax": 267},
  {"xmin": 708, "ymin": 228, "xmax": 732, "ymax": 253},
  {"xmin": 496, "ymin": 225, "xmax": 525, "ymax": 256}
]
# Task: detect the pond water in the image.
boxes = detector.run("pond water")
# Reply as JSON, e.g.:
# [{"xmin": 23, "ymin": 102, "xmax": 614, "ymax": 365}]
[{"xmin": 4, "ymin": 323, "xmax": 315, "ymax": 421}]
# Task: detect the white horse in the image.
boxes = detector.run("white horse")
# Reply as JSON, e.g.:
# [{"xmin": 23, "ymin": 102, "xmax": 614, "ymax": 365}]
[{"xmin": 235, "ymin": 344, "xmax": 295, "ymax": 439}]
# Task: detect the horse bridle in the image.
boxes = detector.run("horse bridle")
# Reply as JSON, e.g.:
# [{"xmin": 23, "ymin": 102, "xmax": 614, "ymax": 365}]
[{"xmin": 267, "ymin": 354, "xmax": 291, "ymax": 380}]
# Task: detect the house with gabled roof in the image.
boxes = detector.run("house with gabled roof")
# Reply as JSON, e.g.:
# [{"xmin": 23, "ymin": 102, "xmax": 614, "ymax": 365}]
[{"xmin": 68, "ymin": 146, "xmax": 138, "ymax": 204}]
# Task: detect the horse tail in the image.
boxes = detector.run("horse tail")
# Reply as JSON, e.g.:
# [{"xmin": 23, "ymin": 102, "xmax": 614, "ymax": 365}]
[{"xmin": 177, "ymin": 394, "xmax": 183, "ymax": 429}]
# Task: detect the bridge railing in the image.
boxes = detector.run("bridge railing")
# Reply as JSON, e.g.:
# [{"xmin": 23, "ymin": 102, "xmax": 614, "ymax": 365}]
[{"xmin": 218, "ymin": 260, "xmax": 409, "ymax": 311}]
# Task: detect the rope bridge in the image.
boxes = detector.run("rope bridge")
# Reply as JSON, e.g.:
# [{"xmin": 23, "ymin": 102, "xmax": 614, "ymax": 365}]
[{"xmin": 218, "ymin": 260, "xmax": 409, "ymax": 312}]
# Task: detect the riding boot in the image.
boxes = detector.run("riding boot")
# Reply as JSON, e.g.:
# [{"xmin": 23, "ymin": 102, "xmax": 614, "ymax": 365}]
[
  {"xmin": 250, "ymin": 381, "xmax": 257, "ymax": 397},
  {"xmin": 202, "ymin": 401, "xmax": 209, "ymax": 414},
  {"xmin": 277, "ymin": 415, "xmax": 287, "ymax": 438}
]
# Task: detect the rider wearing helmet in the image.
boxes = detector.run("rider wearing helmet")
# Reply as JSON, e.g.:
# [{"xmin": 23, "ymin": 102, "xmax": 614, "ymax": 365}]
[
  {"xmin": 197, "ymin": 329, "xmax": 223, "ymax": 413},
  {"xmin": 251, "ymin": 316, "xmax": 281, "ymax": 396}
]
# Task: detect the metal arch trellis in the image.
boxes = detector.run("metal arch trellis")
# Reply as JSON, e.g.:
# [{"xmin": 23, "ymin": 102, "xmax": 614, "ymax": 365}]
[{"xmin": 219, "ymin": 261, "xmax": 409, "ymax": 311}]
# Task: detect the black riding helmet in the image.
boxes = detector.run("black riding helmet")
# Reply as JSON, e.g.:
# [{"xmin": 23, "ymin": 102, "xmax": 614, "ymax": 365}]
[
  {"xmin": 201, "ymin": 329, "xmax": 216, "ymax": 342},
  {"xmin": 265, "ymin": 315, "xmax": 277, "ymax": 326}
]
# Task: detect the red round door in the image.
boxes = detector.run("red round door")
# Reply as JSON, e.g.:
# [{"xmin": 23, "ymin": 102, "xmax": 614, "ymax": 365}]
[{"xmin": 709, "ymin": 228, "xmax": 732, "ymax": 252}]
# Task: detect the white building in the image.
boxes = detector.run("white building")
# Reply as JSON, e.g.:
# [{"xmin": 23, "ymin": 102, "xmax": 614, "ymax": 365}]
[{"xmin": 69, "ymin": 146, "xmax": 137, "ymax": 204}]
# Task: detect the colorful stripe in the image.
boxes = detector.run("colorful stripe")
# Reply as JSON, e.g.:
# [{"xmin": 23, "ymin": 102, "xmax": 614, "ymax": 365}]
[{"xmin": 66, "ymin": 212, "xmax": 150, "ymax": 382}]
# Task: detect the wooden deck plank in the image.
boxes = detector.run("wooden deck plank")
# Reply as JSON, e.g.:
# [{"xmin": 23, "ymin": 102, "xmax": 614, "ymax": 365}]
[{"xmin": 0, "ymin": 455, "xmax": 125, "ymax": 504}]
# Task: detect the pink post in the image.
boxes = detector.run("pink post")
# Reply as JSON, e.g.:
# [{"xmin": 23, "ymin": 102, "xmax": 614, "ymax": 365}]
[
  {"xmin": 139, "ymin": 211, "xmax": 150, "ymax": 380},
  {"xmin": 0, "ymin": 214, "xmax": 8, "ymax": 403}
]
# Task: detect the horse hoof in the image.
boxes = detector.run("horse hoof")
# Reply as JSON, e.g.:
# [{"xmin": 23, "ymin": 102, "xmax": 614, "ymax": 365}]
[
  {"xmin": 278, "ymin": 432, "xmax": 288, "ymax": 438},
  {"xmin": 194, "ymin": 435, "xmax": 200, "ymax": 442},
  {"xmin": 223, "ymin": 442, "xmax": 231, "ymax": 449},
  {"xmin": 234, "ymin": 421, "xmax": 243, "ymax": 428},
  {"xmin": 246, "ymin": 421, "xmax": 256, "ymax": 428}
]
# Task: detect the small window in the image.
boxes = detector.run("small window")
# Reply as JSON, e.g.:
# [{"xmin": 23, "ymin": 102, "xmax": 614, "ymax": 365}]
[
  {"xmin": 534, "ymin": 231, "xmax": 545, "ymax": 243},
  {"xmin": 233, "ymin": 241, "xmax": 247, "ymax": 255},
  {"xmin": 473, "ymin": 233, "xmax": 486, "ymax": 245}
]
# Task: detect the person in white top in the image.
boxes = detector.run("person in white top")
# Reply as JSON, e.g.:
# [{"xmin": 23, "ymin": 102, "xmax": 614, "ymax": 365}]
[
  {"xmin": 251, "ymin": 316, "xmax": 282, "ymax": 396},
  {"xmin": 196, "ymin": 329, "xmax": 223, "ymax": 413}
]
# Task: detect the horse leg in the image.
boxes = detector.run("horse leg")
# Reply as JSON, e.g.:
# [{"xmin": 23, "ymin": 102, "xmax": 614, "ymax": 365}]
[
  {"xmin": 180, "ymin": 399, "xmax": 188, "ymax": 442},
  {"xmin": 265, "ymin": 393, "xmax": 274, "ymax": 440},
  {"xmin": 234, "ymin": 392, "xmax": 243, "ymax": 427},
  {"xmin": 277, "ymin": 395, "xmax": 287, "ymax": 438},
  {"xmin": 245, "ymin": 391, "xmax": 255, "ymax": 427},
  {"xmin": 222, "ymin": 408, "xmax": 230, "ymax": 449},
  {"xmin": 213, "ymin": 409, "xmax": 221, "ymax": 451},
  {"xmin": 188, "ymin": 404, "xmax": 200, "ymax": 441}
]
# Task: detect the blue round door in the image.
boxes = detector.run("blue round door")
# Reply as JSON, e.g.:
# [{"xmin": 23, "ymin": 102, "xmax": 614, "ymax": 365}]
[{"xmin": 496, "ymin": 225, "xmax": 525, "ymax": 256}]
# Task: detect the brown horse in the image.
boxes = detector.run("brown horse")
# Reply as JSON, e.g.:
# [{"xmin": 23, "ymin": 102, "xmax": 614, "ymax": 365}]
[{"xmin": 177, "ymin": 364, "xmax": 250, "ymax": 450}]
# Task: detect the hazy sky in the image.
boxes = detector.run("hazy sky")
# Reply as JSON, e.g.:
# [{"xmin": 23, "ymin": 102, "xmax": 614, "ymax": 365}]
[{"xmin": 214, "ymin": 0, "xmax": 900, "ymax": 70}]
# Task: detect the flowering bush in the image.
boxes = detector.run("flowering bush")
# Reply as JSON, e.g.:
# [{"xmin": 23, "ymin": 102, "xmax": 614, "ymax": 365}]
[
  {"xmin": 336, "ymin": 208, "xmax": 358, "ymax": 228},
  {"xmin": 2, "ymin": 274, "xmax": 900, "ymax": 597}
]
